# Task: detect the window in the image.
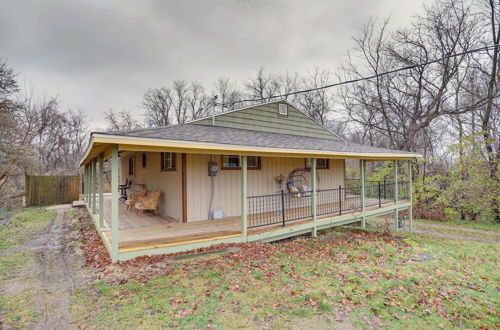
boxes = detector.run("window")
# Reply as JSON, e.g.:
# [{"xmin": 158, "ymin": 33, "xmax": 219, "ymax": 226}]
[
  {"xmin": 305, "ymin": 158, "xmax": 329, "ymax": 169},
  {"xmin": 221, "ymin": 155, "xmax": 261, "ymax": 170},
  {"xmin": 128, "ymin": 157, "xmax": 136, "ymax": 176},
  {"xmin": 142, "ymin": 153, "xmax": 147, "ymax": 168},
  {"xmin": 161, "ymin": 152, "xmax": 176, "ymax": 171},
  {"xmin": 247, "ymin": 156, "xmax": 260, "ymax": 168},
  {"xmin": 278, "ymin": 102, "xmax": 288, "ymax": 116}
]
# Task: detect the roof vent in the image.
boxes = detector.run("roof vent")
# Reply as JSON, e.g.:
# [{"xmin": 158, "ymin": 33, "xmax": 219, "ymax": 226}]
[{"xmin": 278, "ymin": 103, "xmax": 288, "ymax": 116}]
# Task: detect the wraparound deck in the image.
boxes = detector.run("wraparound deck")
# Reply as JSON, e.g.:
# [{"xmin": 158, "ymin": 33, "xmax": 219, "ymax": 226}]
[
  {"xmin": 82, "ymin": 146, "xmax": 414, "ymax": 263},
  {"xmin": 90, "ymin": 195, "xmax": 409, "ymax": 256}
]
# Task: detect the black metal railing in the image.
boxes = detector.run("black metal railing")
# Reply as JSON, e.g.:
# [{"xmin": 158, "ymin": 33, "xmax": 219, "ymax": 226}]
[
  {"xmin": 347, "ymin": 179, "xmax": 410, "ymax": 201},
  {"xmin": 397, "ymin": 181, "xmax": 410, "ymax": 200},
  {"xmin": 247, "ymin": 190, "xmax": 312, "ymax": 228},
  {"xmin": 247, "ymin": 181, "xmax": 410, "ymax": 229},
  {"xmin": 317, "ymin": 185, "xmax": 362, "ymax": 216}
]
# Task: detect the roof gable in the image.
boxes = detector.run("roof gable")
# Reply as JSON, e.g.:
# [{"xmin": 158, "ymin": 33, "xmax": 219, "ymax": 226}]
[{"xmin": 190, "ymin": 100, "xmax": 341, "ymax": 141}]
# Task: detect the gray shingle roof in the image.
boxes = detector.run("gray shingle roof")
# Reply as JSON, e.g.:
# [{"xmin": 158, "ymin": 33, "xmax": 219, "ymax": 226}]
[{"xmin": 95, "ymin": 124, "xmax": 418, "ymax": 156}]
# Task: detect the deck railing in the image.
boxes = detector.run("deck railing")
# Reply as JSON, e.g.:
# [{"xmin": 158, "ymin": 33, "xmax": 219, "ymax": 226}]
[
  {"xmin": 247, "ymin": 181, "xmax": 410, "ymax": 229},
  {"xmin": 346, "ymin": 179, "xmax": 410, "ymax": 201},
  {"xmin": 247, "ymin": 190, "xmax": 312, "ymax": 228},
  {"xmin": 316, "ymin": 186, "xmax": 362, "ymax": 216}
]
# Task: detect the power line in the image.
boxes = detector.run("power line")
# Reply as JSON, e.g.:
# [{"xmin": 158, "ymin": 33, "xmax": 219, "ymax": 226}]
[{"xmin": 221, "ymin": 44, "xmax": 500, "ymax": 108}]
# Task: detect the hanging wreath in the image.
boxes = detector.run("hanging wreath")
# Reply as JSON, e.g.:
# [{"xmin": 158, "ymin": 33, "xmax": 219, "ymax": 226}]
[{"xmin": 286, "ymin": 168, "xmax": 320, "ymax": 197}]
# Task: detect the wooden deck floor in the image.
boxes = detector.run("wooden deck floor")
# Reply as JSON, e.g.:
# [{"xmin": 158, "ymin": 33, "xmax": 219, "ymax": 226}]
[
  {"xmin": 95, "ymin": 195, "xmax": 177, "ymax": 230},
  {"xmin": 103, "ymin": 217, "xmax": 242, "ymax": 252},
  {"xmin": 96, "ymin": 195, "xmax": 407, "ymax": 253}
]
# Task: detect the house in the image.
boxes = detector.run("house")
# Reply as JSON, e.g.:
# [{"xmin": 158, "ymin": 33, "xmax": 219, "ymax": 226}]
[{"xmin": 80, "ymin": 100, "xmax": 421, "ymax": 262}]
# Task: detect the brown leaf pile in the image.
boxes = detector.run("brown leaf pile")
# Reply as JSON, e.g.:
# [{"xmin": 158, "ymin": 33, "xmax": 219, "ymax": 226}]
[
  {"xmin": 78, "ymin": 212, "xmax": 409, "ymax": 284},
  {"xmin": 79, "ymin": 212, "xmax": 111, "ymax": 268}
]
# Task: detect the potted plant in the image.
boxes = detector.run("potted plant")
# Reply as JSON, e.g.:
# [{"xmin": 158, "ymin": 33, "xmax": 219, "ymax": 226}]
[{"xmin": 274, "ymin": 174, "xmax": 285, "ymax": 191}]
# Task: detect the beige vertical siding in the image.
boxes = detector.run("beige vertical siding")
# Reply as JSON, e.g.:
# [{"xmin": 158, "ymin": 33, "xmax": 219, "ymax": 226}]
[
  {"xmin": 186, "ymin": 155, "xmax": 345, "ymax": 222},
  {"xmin": 120, "ymin": 152, "xmax": 183, "ymax": 221}
]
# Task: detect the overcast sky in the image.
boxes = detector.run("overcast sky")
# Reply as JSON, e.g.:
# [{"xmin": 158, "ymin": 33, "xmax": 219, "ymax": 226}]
[{"xmin": 0, "ymin": 0, "xmax": 430, "ymax": 129}]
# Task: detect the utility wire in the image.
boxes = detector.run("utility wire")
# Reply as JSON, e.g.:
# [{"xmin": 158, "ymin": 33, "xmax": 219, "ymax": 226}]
[{"xmin": 220, "ymin": 44, "xmax": 500, "ymax": 108}]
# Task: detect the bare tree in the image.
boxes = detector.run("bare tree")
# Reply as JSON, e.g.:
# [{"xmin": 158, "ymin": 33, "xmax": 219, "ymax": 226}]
[
  {"xmin": 213, "ymin": 76, "xmax": 242, "ymax": 111},
  {"xmin": 104, "ymin": 109, "xmax": 140, "ymax": 131},
  {"xmin": 143, "ymin": 81, "xmax": 214, "ymax": 125},
  {"xmin": 479, "ymin": 0, "xmax": 500, "ymax": 174},
  {"xmin": 297, "ymin": 68, "xmax": 334, "ymax": 125},
  {"xmin": 188, "ymin": 82, "xmax": 211, "ymax": 120},
  {"xmin": 340, "ymin": 0, "xmax": 482, "ymax": 153},
  {"xmin": 276, "ymin": 71, "xmax": 299, "ymax": 102},
  {"xmin": 245, "ymin": 66, "xmax": 280, "ymax": 102},
  {"xmin": 0, "ymin": 60, "xmax": 89, "ymax": 206},
  {"xmin": 143, "ymin": 87, "xmax": 173, "ymax": 127},
  {"xmin": 172, "ymin": 80, "xmax": 189, "ymax": 124}
]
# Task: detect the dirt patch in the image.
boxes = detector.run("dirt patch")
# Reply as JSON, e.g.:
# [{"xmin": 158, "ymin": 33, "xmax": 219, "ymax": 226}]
[
  {"xmin": 32, "ymin": 207, "xmax": 89, "ymax": 329},
  {"xmin": 1, "ymin": 206, "xmax": 90, "ymax": 329}
]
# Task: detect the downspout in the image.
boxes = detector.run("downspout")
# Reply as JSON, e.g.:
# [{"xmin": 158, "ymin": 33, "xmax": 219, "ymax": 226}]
[
  {"xmin": 209, "ymin": 154, "xmax": 215, "ymax": 220},
  {"xmin": 209, "ymin": 96, "xmax": 217, "ymax": 220}
]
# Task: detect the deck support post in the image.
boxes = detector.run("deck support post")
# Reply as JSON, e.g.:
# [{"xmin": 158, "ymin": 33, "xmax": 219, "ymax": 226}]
[
  {"xmin": 98, "ymin": 152, "xmax": 104, "ymax": 228},
  {"xmin": 311, "ymin": 158, "xmax": 317, "ymax": 238},
  {"xmin": 111, "ymin": 144, "xmax": 119, "ymax": 263},
  {"xmin": 86, "ymin": 165, "xmax": 90, "ymax": 204},
  {"xmin": 241, "ymin": 156, "xmax": 248, "ymax": 240},
  {"xmin": 91, "ymin": 158, "xmax": 97, "ymax": 214},
  {"xmin": 360, "ymin": 159, "xmax": 366, "ymax": 228},
  {"xmin": 408, "ymin": 160, "xmax": 413, "ymax": 233},
  {"xmin": 393, "ymin": 160, "xmax": 399, "ymax": 230},
  {"xmin": 88, "ymin": 162, "xmax": 91, "ymax": 207},
  {"xmin": 83, "ymin": 165, "xmax": 87, "ymax": 202}
]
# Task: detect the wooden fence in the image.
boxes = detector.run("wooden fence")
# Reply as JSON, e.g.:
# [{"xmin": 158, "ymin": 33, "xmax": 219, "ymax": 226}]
[{"xmin": 25, "ymin": 175, "xmax": 80, "ymax": 206}]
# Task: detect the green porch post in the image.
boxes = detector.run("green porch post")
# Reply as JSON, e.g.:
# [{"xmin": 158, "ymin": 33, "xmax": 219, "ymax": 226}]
[
  {"xmin": 393, "ymin": 160, "xmax": 399, "ymax": 230},
  {"xmin": 83, "ymin": 166, "xmax": 86, "ymax": 201},
  {"xmin": 111, "ymin": 144, "xmax": 119, "ymax": 262},
  {"xmin": 360, "ymin": 159, "xmax": 366, "ymax": 228},
  {"xmin": 98, "ymin": 152, "xmax": 104, "ymax": 228},
  {"xmin": 91, "ymin": 158, "xmax": 97, "ymax": 214},
  {"xmin": 241, "ymin": 155, "xmax": 248, "ymax": 239},
  {"xmin": 88, "ymin": 164, "xmax": 91, "ymax": 204},
  {"xmin": 85, "ymin": 165, "xmax": 89, "ymax": 203},
  {"xmin": 311, "ymin": 158, "xmax": 317, "ymax": 237},
  {"xmin": 87, "ymin": 164, "xmax": 91, "ymax": 205},
  {"xmin": 408, "ymin": 160, "xmax": 413, "ymax": 233}
]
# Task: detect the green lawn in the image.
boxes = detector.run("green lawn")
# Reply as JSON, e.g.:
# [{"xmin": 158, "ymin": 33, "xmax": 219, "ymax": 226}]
[
  {"xmin": 71, "ymin": 221, "xmax": 500, "ymax": 329},
  {"xmin": 1, "ymin": 209, "xmax": 498, "ymax": 329},
  {"xmin": 368, "ymin": 217, "xmax": 500, "ymax": 243},
  {"xmin": 414, "ymin": 218, "xmax": 500, "ymax": 232}
]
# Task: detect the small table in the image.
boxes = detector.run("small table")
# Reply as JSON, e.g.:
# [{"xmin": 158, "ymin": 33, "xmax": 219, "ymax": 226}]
[{"xmin": 119, "ymin": 185, "xmax": 130, "ymax": 201}]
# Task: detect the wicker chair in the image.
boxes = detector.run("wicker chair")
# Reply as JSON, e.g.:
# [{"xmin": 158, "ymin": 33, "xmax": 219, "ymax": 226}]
[
  {"xmin": 135, "ymin": 190, "xmax": 161, "ymax": 216},
  {"xmin": 124, "ymin": 186, "xmax": 147, "ymax": 212}
]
